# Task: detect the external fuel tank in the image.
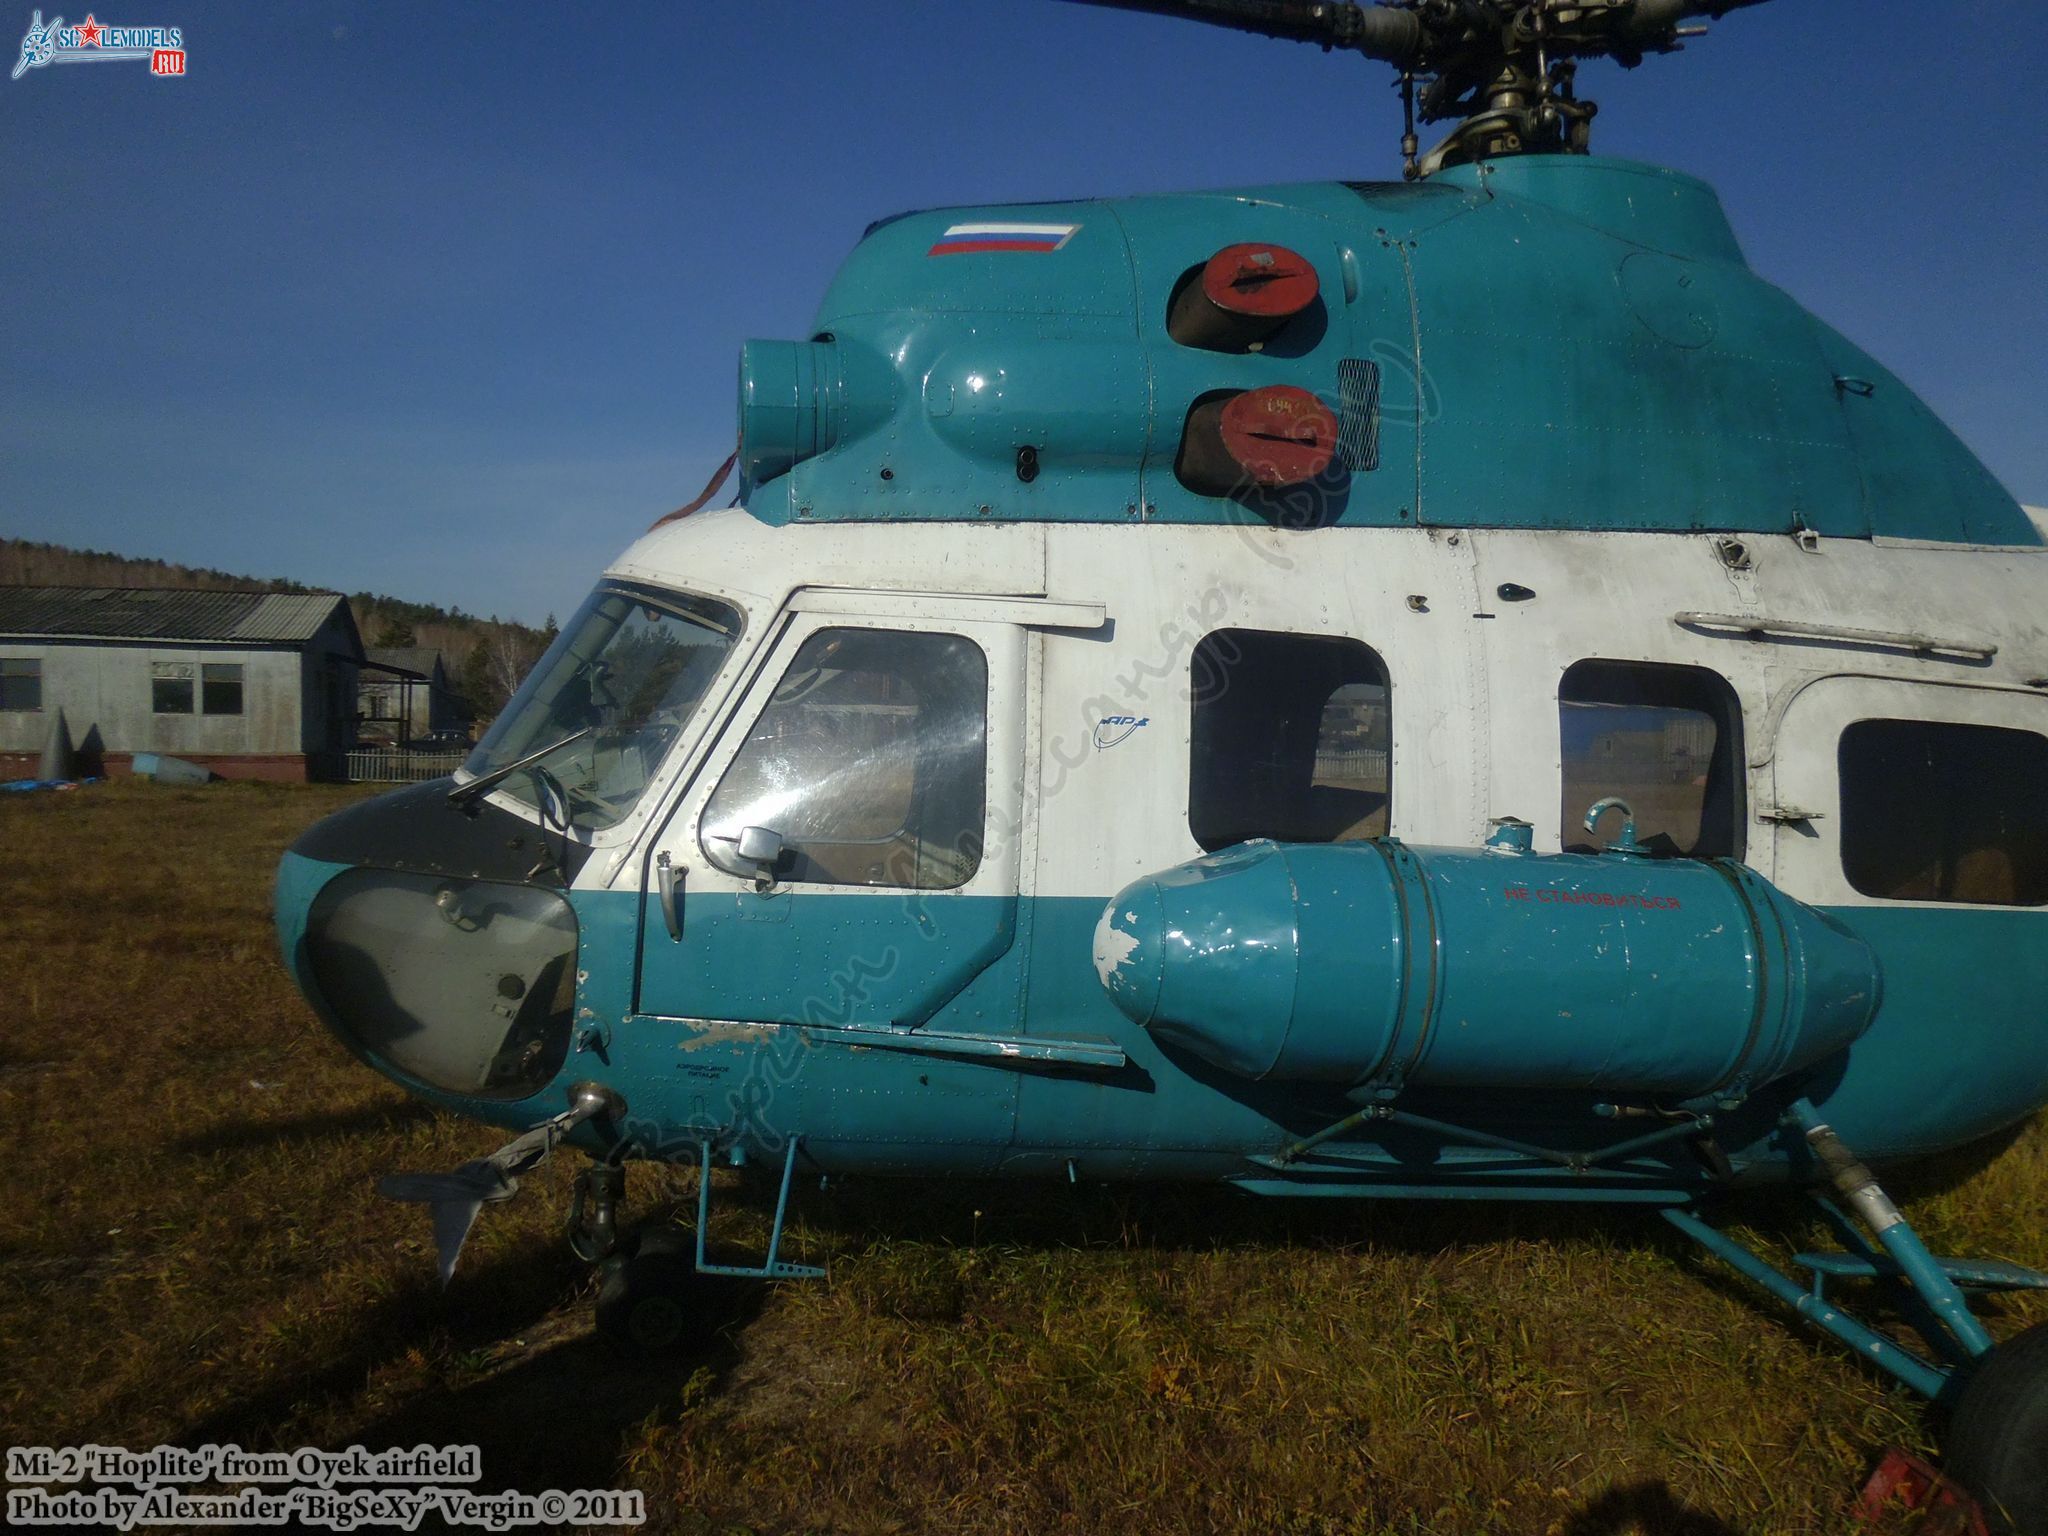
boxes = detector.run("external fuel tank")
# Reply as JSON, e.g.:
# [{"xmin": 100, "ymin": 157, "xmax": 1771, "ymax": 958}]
[{"xmin": 1091, "ymin": 836, "xmax": 1881, "ymax": 1102}]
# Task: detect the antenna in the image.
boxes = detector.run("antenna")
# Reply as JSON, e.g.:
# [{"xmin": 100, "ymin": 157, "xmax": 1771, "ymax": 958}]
[{"xmin": 1061, "ymin": 0, "xmax": 1771, "ymax": 177}]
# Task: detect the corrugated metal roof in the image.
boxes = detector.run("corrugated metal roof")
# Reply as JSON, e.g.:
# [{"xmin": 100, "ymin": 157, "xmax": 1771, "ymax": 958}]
[
  {"xmin": 0, "ymin": 586, "xmax": 352, "ymax": 644},
  {"xmin": 365, "ymin": 645, "xmax": 445, "ymax": 678}
]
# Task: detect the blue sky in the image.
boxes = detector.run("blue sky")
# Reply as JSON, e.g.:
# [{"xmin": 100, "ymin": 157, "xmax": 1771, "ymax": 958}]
[{"xmin": 3, "ymin": 0, "xmax": 2044, "ymax": 624}]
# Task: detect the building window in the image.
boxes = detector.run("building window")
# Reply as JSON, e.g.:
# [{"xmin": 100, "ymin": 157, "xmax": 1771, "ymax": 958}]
[
  {"xmin": 702, "ymin": 628, "xmax": 988, "ymax": 890},
  {"xmin": 1190, "ymin": 629, "xmax": 1390, "ymax": 852},
  {"xmin": 1560, "ymin": 660, "xmax": 1743, "ymax": 859},
  {"xmin": 0, "ymin": 657, "xmax": 40, "ymax": 712},
  {"xmin": 151, "ymin": 664, "xmax": 195, "ymax": 714},
  {"xmin": 202, "ymin": 663, "xmax": 244, "ymax": 716},
  {"xmin": 1839, "ymin": 719, "xmax": 2048, "ymax": 906}
]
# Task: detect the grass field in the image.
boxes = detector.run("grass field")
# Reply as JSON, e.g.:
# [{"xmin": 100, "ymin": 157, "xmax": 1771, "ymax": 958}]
[{"xmin": 2, "ymin": 779, "xmax": 2043, "ymax": 1534}]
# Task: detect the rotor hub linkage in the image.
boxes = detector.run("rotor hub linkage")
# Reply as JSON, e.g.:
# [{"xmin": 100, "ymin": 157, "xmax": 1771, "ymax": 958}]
[{"xmin": 1074, "ymin": 0, "xmax": 1768, "ymax": 175}]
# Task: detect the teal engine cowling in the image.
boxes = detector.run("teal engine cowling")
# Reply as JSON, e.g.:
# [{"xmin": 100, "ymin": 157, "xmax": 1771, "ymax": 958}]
[{"xmin": 1092, "ymin": 839, "xmax": 1881, "ymax": 1102}]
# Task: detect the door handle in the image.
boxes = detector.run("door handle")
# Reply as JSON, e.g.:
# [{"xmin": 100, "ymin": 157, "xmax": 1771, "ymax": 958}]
[{"xmin": 656, "ymin": 850, "xmax": 683, "ymax": 942}]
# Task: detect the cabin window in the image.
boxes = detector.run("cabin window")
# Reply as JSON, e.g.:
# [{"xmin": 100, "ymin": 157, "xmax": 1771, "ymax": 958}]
[
  {"xmin": 464, "ymin": 582, "xmax": 743, "ymax": 833},
  {"xmin": 1839, "ymin": 719, "xmax": 2048, "ymax": 906},
  {"xmin": 151, "ymin": 664, "xmax": 195, "ymax": 715},
  {"xmin": 0, "ymin": 658, "xmax": 40, "ymax": 712},
  {"xmin": 201, "ymin": 663, "xmax": 244, "ymax": 716},
  {"xmin": 1560, "ymin": 660, "xmax": 1743, "ymax": 859},
  {"xmin": 1189, "ymin": 629, "xmax": 1389, "ymax": 852},
  {"xmin": 702, "ymin": 627, "xmax": 987, "ymax": 890}
]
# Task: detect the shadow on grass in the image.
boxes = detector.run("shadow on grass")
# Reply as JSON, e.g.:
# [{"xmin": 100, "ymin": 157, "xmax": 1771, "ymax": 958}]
[
  {"xmin": 169, "ymin": 1099, "xmax": 441, "ymax": 1156},
  {"xmin": 1562, "ymin": 1479, "xmax": 1748, "ymax": 1536},
  {"xmin": 173, "ymin": 1237, "xmax": 586, "ymax": 1453},
  {"xmin": 173, "ymin": 1225, "xmax": 759, "ymax": 1501},
  {"xmin": 785, "ymin": 1167, "xmax": 1669, "ymax": 1263},
  {"xmin": 750, "ymin": 1116, "xmax": 2043, "ymax": 1336},
  {"xmin": 344, "ymin": 1279, "xmax": 761, "ymax": 1500},
  {"xmin": 161, "ymin": 1121, "xmax": 2034, "ymax": 1518}
]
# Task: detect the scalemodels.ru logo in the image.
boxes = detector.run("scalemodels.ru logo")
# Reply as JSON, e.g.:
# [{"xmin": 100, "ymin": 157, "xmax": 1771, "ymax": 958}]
[{"xmin": 13, "ymin": 11, "xmax": 185, "ymax": 79}]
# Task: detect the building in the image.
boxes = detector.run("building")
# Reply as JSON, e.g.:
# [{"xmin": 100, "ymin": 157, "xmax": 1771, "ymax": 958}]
[
  {"xmin": 358, "ymin": 645, "xmax": 469, "ymax": 745},
  {"xmin": 0, "ymin": 586, "xmax": 364, "ymax": 781}
]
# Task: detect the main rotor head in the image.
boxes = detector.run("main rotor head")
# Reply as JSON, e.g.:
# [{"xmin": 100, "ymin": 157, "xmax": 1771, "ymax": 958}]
[{"xmin": 1066, "ymin": 0, "xmax": 1770, "ymax": 177}]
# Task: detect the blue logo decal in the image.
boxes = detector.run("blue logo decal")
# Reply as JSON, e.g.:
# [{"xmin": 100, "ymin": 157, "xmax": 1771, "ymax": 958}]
[{"xmin": 1092, "ymin": 715, "xmax": 1149, "ymax": 750}]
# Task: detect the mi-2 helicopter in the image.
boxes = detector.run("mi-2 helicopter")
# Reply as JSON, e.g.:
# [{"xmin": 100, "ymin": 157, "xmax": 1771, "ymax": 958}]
[{"xmin": 276, "ymin": 1, "xmax": 2048, "ymax": 1523}]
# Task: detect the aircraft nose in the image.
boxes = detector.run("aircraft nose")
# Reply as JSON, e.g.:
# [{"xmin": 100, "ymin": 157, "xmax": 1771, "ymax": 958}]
[{"xmin": 275, "ymin": 783, "xmax": 582, "ymax": 1102}]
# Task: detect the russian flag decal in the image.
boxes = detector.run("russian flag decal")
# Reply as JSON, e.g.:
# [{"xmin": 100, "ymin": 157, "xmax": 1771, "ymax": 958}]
[{"xmin": 928, "ymin": 221, "xmax": 1080, "ymax": 256}]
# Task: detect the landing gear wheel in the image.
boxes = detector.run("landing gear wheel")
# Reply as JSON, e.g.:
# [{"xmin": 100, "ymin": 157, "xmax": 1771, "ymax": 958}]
[
  {"xmin": 1946, "ymin": 1323, "xmax": 2048, "ymax": 1535},
  {"xmin": 594, "ymin": 1229, "xmax": 699, "ymax": 1353}
]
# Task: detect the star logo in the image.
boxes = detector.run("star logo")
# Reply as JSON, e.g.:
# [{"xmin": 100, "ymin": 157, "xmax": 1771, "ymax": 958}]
[{"xmin": 75, "ymin": 13, "xmax": 101, "ymax": 46}]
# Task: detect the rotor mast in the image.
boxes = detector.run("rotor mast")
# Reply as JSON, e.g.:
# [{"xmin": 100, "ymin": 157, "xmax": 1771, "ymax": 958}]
[{"xmin": 1067, "ymin": 0, "xmax": 1771, "ymax": 178}]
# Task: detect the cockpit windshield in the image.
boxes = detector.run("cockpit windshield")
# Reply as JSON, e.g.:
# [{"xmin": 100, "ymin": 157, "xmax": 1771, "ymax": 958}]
[{"xmin": 461, "ymin": 583, "xmax": 742, "ymax": 831}]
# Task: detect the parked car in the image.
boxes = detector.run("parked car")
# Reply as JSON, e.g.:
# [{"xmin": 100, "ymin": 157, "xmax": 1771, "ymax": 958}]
[{"xmin": 405, "ymin": 729, "xmax": 471, "ymax": 751}]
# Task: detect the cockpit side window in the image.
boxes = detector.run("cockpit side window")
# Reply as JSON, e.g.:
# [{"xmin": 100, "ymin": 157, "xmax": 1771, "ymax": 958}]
[
  {"xmin": 1559, "ymin": 660, "xmax": 1744, "ymax": 859},
  {"xmin": 1189, "ymin": 629, "xmax": 1390, "ymax": 852},
  {"xmin": 463, "ymin": 583, "xmax": 742, "ymax": 832},
  {"xmin": 1839, "ymin": 719, "xmax": 2048, "ymax": 906},
  {"xmin": 701, "ymin": 627, "xmax": 988, "ymax": 890}
]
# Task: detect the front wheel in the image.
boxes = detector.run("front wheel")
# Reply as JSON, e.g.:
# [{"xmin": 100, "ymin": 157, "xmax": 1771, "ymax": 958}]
[
  {"xmin": 1946, "ymin": 1323, "xmax": 2048, "ymax": 1535},
  {"xmin": 594, "ymin": 1229, "xmax": 702, "ymax": 1352}
]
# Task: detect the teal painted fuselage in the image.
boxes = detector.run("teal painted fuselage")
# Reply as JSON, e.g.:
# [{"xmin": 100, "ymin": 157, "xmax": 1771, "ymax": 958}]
[
  {"xmin": 741, "ymin": 156, "xmax": 2036, "ymax": 548},
  {"xmin": 275, "ymin": 850, "xmax": 2048, "ymax": 1199},
  {"xmin": 275, "ymin": 152, "xmax": 2048, "ymax": 1212}
]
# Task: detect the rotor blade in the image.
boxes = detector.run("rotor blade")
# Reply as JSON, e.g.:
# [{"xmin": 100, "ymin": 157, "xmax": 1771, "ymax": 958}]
[
  {"xmin": 377, "ymin": 1163, "xmax": 516, "ymax": 1205},
  {"xmin": 1054, "ymin": 0, "xmax": 1424, "ymax": 65},
  {"xmin": 426, "ymin": 1197, "xmax": 485, "ymax": 1286},
  {"xmin": 1624, "ymin": 0, "xmax": 1773, "ymax": 44},
  {"xmin": 378, "ymin": 1159, "xmax": 517, "ymax": 1286}
]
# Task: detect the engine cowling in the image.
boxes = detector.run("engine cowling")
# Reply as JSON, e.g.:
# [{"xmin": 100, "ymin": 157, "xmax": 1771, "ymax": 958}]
[{"xmin": 1091, "ymin": 838, "xmax": 1881, "ymax": 1102}]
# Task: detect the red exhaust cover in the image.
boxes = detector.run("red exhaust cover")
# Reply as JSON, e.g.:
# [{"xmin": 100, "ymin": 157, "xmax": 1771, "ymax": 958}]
[
  {"xmin": 1168, "ymin": 244, "xmax": 1321, "ymax": 351},
  {"xmin": 1200, "ymin": 243, "xmax": 1319, "ymax": 319},
  {"xmin": 1218, "ymin": 385, "xmax": 1339, "ymax": 487}
]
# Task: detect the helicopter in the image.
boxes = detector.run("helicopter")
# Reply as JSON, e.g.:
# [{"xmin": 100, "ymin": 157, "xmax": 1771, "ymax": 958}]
[{"xmin": 275, "ymin": 0, "xmax": 2048, "ymax": 1524}]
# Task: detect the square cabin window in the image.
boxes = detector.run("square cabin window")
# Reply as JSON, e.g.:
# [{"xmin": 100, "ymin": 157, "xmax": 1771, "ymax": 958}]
[
  {"xmin": 0, "ymin": 657, "xmax": 40, "ymax": 712},
  {"xmin": 1560, "ymin": 660, "xmax": 1744, "ymax": 859},
  {"xmin": 701, "ymin": 628, "xmax": 988, "ymax": 890},
  {"xmin": 1839, "ymin": 719, "xmax": 2048, "ymax": 906},
  {"xmin": 152, "ymin": 671, "xmax": 194, "ymax": 714},
  {"xmin": 1190, "ymin": 629, "xmax": 1389, "ymax": 852},
  {"xmin": 202, "ymin": 663, "xmax": 244, "ymax": 715}
]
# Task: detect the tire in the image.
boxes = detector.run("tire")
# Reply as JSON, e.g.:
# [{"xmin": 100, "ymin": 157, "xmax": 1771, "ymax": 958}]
[
  {"xmin": 1946, "ymin": 1322, "xmax": 2048, "ymax": 1535},
  {"xmin": 594, "ymin": 1230, "xmax": 701, "ymax": 1353}
]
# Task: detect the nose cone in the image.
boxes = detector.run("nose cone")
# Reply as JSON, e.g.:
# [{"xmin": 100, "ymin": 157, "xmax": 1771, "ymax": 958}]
[
  {"xmin": 275, "ymin": 781, "xmax": 581, "ymax": 1103},
  {"xmin": 1093, "ymin": 877, "xmax": 1165, "ymax": 1027},
  {"xmin": 1092, "ymin": 843, "xmax": 1313, "ymax": 1079}
]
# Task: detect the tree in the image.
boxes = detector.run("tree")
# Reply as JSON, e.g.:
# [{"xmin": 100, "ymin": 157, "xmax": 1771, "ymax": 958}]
[
  {"xmin": 461, "ymin": 623, "xmax": 549, "ymax": 724},
  {"xmin": 372, "ymin": 618, "xmax": 417, "ymax": 649},
  {"xmin": 459, "ymin": 644, "xmax": 498, "ymax": 721}
]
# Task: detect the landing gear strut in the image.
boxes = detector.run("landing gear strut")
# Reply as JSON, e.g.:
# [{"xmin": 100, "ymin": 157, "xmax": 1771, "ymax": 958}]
[
  {"xmin": 1667, "ymin": 1100, "xmax": 2048, "ymax": 1533},
  {"xmin": 566, "ymin": 1161, "xmax": 624, "ymax": 1262},
  {"xmin": 581, "ymin": 1137, "xmax": 824, "ymax": 1353}
]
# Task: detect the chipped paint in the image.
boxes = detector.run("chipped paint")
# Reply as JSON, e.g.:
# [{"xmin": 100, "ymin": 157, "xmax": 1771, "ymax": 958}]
[
  {"xmin": 673, "ymin": 1017, "xmax": 785, "ymax": 1053},
  {"xmin": 1092, "ymin": 903, "xmax": 1141, "ymax": 987}
]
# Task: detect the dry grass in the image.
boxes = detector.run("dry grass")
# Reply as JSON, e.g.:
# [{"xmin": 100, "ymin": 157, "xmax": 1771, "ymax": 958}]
[{"xmin": 0, "ymin": 779, "xmax": 2041, "ymax": 1534}]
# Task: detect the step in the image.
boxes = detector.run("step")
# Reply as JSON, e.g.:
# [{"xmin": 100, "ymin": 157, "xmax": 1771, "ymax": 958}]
[{"xmin": 1794, "ymin": 1251, "xmax": 2048, "ymax": 1293}]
